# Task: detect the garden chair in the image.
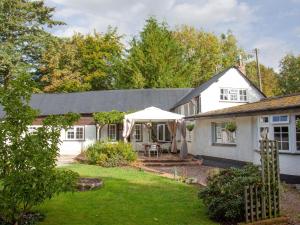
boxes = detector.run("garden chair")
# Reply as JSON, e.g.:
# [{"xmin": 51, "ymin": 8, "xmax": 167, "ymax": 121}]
[{"xmin": 149, "ymin": 144, "xmax": 159, "ymax": 158}]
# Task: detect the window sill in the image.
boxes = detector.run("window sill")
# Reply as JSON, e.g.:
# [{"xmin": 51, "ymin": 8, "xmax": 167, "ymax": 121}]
[
  {"xmin": 64, "ymin": 139, "xmax": 85, "ymax": 142},
  {"xmin": 212, "ymin": 143, "xmax": 237, "ymax": 147},
  {"xmin": 219, "ymin": 100, "xmax": 249, "ymax": 103}
]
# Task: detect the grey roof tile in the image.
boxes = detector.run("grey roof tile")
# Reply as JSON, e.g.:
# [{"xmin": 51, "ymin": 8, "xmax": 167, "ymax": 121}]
[{"xmin": 0, "ymin": 88, "xmax": 192, "ymax": 117}]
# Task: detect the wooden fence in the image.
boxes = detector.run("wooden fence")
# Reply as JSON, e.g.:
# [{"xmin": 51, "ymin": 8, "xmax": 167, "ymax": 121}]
[{"xmin": 244, "ymin": 139, "xmax": 280, "ymax": 223}]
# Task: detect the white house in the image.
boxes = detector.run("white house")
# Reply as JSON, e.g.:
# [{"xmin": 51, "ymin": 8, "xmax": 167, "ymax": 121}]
[
  {"xmin": 186, "ymin": 94, "xmax": 300, "ymax": 184},
  {"xmin": 2, "ymin": 66, "xmax": 299, "ymax": 183}
]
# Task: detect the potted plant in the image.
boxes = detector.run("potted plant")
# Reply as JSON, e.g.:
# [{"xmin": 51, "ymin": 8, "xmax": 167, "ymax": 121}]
[
  {"xmin": 225, "ymin": 121, "xmax": 237, "ymax": 133},
  {"xmin": 186, "ymin": 123, "xmax": 195, "ymax": 132}
]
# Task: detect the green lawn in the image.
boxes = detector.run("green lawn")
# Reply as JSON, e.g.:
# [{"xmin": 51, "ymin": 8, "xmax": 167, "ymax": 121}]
[{"xmin": 37, "ymin": 164, "xmax": 216, "ymax": 225}]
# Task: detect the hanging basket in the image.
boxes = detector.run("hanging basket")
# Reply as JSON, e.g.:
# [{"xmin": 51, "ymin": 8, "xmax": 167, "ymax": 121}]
[
  {"xmin": 186, "ymin": 123, "xmax": 195, "ymax": 132},
  {"xmin": 225, "ymin": 121, "xmax": 237, "ymax": 133}
]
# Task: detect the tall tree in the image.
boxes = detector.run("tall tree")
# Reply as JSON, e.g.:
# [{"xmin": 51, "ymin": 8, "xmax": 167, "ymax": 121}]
[
  {"xmin": 114, "ymin": 17, "xmax": 191, "ymax": 89},
  {"xmin": 40, "ymin": 29, "xmax": 123, "ymax": 92},
  {"xmin": 245, "ymin": 61, "xmax": 280, "ymax": 97},
  {"xmin": 220, "ymin": 32, "xmax": 245, "ymax": 69},
  {"xmin": 173, "ymin": 27, "xmax": 245, "ymax": 87},
  {"xmin": 278, "ymin": 54, "xmax": 300, "ymax": 95},
  {"xmin": 0, "ymin": 0, "xmax": 62, "ymax": 87}
]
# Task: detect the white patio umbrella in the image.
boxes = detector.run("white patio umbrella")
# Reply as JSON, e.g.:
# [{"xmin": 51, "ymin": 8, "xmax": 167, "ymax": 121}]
[{"xmin": 122, "ymin": 107, "xmax": 187, "ymax": 157}]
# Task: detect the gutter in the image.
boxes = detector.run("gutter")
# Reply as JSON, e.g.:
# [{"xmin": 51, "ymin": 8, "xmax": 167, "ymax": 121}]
[{"xmin": 185, "ymin": 105, "xmax": 300, "ymax": 120}]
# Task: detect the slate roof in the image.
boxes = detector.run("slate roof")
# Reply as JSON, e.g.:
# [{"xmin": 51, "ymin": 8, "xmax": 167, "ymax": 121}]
[
  {"xmin": 171, "ymin": 66, "xmax": 266, "ymax": 109},
  {"xmin": 0, "ymin": 88, "xmax": 192, "ymax": 117},
  {"xmin": 186, "ymin": 93, "xmax": 300, "ymax": 119}
]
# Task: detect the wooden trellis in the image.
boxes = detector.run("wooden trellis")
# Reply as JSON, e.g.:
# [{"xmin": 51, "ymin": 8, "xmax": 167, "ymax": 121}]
[{"xmin": 244, "ymin": 139, "xmax": 281, "ymax": 223}]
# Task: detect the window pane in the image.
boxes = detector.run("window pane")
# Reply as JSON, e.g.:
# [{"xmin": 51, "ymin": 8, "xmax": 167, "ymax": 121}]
[
  {"xmin": 76, "ymin": 127, "xmax": 84, "ymax": 139},
  {"xmin": 274, "ymin": 127, "xmax": 280, "ymax": 132},
  {"xmin": 281, "ymin": 126, "xmax": 289, "ymax": 132},
  {"xmin": 165, "ymin": 127, "xmax": 171, "ymax": 141},
  {"xmin": 158, "ymin": 125, "xmax": 164, "ymax": 141},
  {"xmin": 282, "ymin": 133, "xmax": 289, "ymax": 141},
  {"xmin": 297, "ymin": 142, "xmax": 300, "ymax": 151},
  {"xmin": 282, "ymin": 142, "xmax": 289, "ymax": 150}
]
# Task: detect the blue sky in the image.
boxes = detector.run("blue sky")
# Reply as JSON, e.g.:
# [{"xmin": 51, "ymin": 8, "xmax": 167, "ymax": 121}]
[{"xmin": 45, "ymin": 0, "xmax": 300, "ymax": 71}]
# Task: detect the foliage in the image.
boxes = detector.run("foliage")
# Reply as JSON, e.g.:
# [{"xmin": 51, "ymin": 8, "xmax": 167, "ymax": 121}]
[
  {"xmin": 278, "ymin": 54, "xmax": 300, "ymax": 95},
  {"xmin": 297, "ymin": 119, "xmax": 300, "ymax": 129},
  {"xmin": 199, "ymin": 164, "xmax": 261, "ymax": 223},
  {"xmin": 173, "ymin": 27, "xmax": 246, "ymax": 87},
  {"xmin": 0, "ymin": 73, "xmax": 79, "ymax": 224},
  {"xmin": 85, "ymin": 141, "xmax": 137, "ymax": 167},
  {"xmin": 186, "ymin": 123, "xmax": 195, "ymax": 131},
  {"xmin": 93, "ymin": 110, "xmax": 125, "ymax": 126},
  {"xmin": 114, "ymin": 17, "xmax": 192, "ymax": 88},
  {"xmin": 225, "ymin": 121, "xmax": 237, "ymax": 132},
  {"xmin": 245, "ymin": 61, "xmax": 280, "ymax": 96},
  {"xmin": 0, "ymin": 0, "xmax": 63, "ymax": 86},
  {"xmin": 39, "ymin": 29, "xmax": 123, "ymax": 92}
]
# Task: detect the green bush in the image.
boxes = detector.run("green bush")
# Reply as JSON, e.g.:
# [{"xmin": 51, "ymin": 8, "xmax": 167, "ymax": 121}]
[
  {"xmin": 199, "ymin": 164, "xmax": 261, "ymax": 223},
  {"xmin": 85, "ymin": 141, "xmax": 137, "ymax": 167}
]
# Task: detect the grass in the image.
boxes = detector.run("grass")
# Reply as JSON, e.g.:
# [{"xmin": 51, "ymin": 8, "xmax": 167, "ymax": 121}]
[{"xmin": 37, "ymin": 164, "xmax": 216, "ymax": 225}]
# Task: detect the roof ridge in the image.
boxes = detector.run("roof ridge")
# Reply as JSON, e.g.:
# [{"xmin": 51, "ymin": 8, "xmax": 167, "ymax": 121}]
[{"xmin": 32, "ymin": 88, "xmax": 193, "ymax": 96}]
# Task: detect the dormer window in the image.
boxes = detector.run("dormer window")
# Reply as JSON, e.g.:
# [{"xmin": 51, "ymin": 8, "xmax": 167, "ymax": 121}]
[{"xmin": 220, "ymin": 88, "xmax": 248, "ymax": 102}]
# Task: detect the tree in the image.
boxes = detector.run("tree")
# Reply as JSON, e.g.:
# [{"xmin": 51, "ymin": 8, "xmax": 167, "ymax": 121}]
[
  {"xmin": 0, "ymin": 0, "xmax": 63, "ymax": 87},
  {"xmin": 246, "ymin": 61, "xmax": 280, "ymax": 97},
  {"xmin": 278, "ymin": 54, "xmax": 300, "ymax": 95},
  {"xmin": 0, "ymin": 73, "xmax": 79, "ymax": 224},
  {"xmin": 114, "ymin": 17, "xmax": 191, "ymax": 89},
  {"xmin": 93, "ymin": 110, "xmax": 126, "ymax": 139},
  {"xmin": 173, "ymin": 27, "xmax": 246, "ymax": 87},
  {"xmin": 40, "ymin": 29, "xmax": 123, "ymax": 92},
  {"xmin": 220, "ymin": 32, "xmax": 245, "ymax": 69}
]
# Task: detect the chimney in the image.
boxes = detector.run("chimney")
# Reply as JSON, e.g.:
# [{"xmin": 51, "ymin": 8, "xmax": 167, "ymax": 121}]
[{"xmin": 237, "ymin": 55, "xmax": 246, "ymax": 75}]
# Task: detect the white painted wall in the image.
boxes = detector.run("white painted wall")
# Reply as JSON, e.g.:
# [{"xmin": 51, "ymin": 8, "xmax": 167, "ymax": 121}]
[
  {"xmin": 190, "ymin": 116, "xmax": 255, "ymax": 162},
  {"xmin": 59, "ymin": 125, "xmax": 96, "ymax": 155},
  {"xmin": 191, "ymin": 112, "xmax": 300, "ymax": 176},
  {"xmin": 200, "ymin": 68, "xmax": 264, "ymax": 113}
]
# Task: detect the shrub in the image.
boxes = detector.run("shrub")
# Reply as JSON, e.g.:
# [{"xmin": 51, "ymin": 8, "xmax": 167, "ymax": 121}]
[
  {"xmin": 0, "ymin": 74, "xmax": 80, "ymax": 224},
  {"xmin": 198, "ymin": 164, "xmax": 261, "ymax": 223},
  {"xmin": 85, "ymin": 141, "xmax": 137, "ymax": 167}
]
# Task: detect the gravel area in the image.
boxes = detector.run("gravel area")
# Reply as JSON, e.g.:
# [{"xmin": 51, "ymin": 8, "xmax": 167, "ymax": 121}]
[{"xmin": 150, "ymin": 165, "xmax": 219, "ymax": 186}]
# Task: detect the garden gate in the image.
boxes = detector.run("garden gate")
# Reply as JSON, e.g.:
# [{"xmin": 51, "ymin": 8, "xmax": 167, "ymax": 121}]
[{"xmin": 244, "ymin": 139, "xmax": 280, "ymax": 223}]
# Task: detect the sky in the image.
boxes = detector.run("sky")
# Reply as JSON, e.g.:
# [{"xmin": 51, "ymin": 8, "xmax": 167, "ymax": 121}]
[{"xmin": 45, "ymin": 0, "xmax": 300, "ymax": 72}]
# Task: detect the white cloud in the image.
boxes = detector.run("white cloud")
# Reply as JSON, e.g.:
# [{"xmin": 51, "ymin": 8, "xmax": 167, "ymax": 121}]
[{"xmin": 46, "ymin": 0, "xmax": 297, "ymax": 70}]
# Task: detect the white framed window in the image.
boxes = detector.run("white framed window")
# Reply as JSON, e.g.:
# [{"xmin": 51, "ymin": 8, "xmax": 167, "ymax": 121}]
[
  {"xmin": 134, "ymin": 124, "xmax": 143, "ymax": 142},
  {"xmin": 157, "ymin": 124, "xmax": 171, "ymax": 142},
  {"xmin": 108, "ymin": 124, "xmax": 117, "ymax": 141},
  {"xmin": 239, "ymin": 89, "xmax": 247, "ymax": 101},
  {"xmin": 229, "ymin": 89, "xmax": 238, "ymax": 101},
  {"xmin": 66, "ymin": 126, "xmax": 84, "ymax": 140},
  {"xmin": 212, "ymin": 123, "xmax": 236, "ymax": 145},
  {"xmin": 259, "ymin": 116, "xmax": 269, "ymax": 124},
  {"xmin": 220, "ymin": 88, "xmax": 229, "ymax": 100},
  {"xmin": 272, "ymin": 115, "xmax": 289, "ymax": 124},
  {"xmin": 220, "ymin": 88, "xmax": 248, "ymax": 102},
  {"xmin": 274, "ymin": 126, "xmax": 289, "ymax": 151}
]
